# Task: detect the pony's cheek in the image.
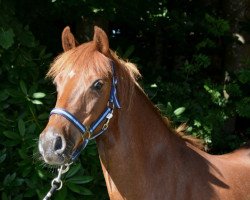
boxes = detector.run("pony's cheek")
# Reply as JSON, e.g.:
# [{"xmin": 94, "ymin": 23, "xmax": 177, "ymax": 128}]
[
  {"xmin": 81, "ymin": 98, "xmax": 98, "ymax": 123},
  {"xmin": 85, "ymin": 99, "xmax": 96, "ymax": 113}
]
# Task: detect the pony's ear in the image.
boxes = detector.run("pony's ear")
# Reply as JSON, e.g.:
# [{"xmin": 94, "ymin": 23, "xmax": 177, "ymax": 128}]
[
  {"xmin": 61, "ymin": 26, "xmax": 76, "ymax": 51},
  {"xmin": 93, "ymin": 26, "xmax": 110, "ymax": 56}
]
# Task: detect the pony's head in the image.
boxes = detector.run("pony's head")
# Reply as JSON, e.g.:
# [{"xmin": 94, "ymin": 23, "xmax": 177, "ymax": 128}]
[{"xmin": 39, "ymin": 26, "xmax": 125, "ymax": 165}]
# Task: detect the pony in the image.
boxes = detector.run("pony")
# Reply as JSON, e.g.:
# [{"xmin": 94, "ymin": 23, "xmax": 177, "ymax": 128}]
[{"xmin": 39, "ymin": 26, "xmax": 250, "ymax": 199}]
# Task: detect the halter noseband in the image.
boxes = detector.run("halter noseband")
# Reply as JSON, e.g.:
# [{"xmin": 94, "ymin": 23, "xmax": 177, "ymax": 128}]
[{"xmin": 50, "ymin": 62, "xmax": 121, "ymax": 161}]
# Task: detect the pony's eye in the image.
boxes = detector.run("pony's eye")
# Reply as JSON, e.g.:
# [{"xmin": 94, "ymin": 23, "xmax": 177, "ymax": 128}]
[{"xmin": 92, "ymin": 80, "xmax": 104, "ymax": 91}]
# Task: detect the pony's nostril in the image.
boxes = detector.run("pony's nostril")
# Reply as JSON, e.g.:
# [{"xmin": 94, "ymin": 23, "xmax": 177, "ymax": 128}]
[{"xmin": 54, "ymin": 136, "xmax": 64, "ymax": 153}]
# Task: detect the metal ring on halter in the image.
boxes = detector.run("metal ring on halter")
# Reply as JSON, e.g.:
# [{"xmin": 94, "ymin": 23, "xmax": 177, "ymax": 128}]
[
  {"xmin": 107, "ymin": 101, "xmax": 115, "ymax": 110},
  {"xmin": 61, "ymin": 163, "xmax": 71, "ymax": 174},
  {"xmin": 83, "ymin": 130, "xmax": 91, "ymax": 140},
  {"xmin": 51, "ymin": 178, "xmax": 63, "ymax": 190}
]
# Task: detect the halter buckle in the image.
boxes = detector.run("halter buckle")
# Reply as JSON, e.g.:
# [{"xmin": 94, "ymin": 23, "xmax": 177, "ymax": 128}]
[
  {"xmin": 106, "ymin": 113, "xmax": 113, "ymax": 119},
  {"xmin": 83, "ymin": 130, "xmax": 91, "ymax": 140},
  {"xmin": 107, "ymin": 101, "xmax": 115, "ymax": 109}
]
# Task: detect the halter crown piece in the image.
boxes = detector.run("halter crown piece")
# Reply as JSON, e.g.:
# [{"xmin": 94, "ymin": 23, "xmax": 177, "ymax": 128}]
[{"xmin": 50, "ymin": 62, "xmax": 121, "ymax": 161}]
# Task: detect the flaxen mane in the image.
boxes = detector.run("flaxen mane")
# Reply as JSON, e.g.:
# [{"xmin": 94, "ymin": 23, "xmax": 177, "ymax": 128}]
[
  {"xmin": 164, "ymin": 118, "xmax": 205, "ymax": 150},
  {"xmin": 47, "ymin": 41, "xmax": 112, "ymax": 80}
]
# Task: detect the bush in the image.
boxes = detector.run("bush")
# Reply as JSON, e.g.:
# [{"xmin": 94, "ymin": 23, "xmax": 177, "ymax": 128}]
[
  {"xmin": 0, "ymin": 1, "xmax": 107, "ymax": 199},
  {"xmin": 0, "ymin": 0, "xmax": 249, "ymax": 199}
]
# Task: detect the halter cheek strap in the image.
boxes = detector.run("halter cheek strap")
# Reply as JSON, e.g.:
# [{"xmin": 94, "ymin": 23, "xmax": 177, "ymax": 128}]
[
  {"xmin": 110, "ymin": 63, "xmax": 121, "ymax": 109},
  {"xmin": 49, "ymin": 63, "xmax": 120, "ymax": 161}
]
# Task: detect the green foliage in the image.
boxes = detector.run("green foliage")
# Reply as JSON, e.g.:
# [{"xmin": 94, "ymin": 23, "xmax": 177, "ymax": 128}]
[
  {"xmin": 184, "ymin": 54, "xmax": 211, "ymax": 75},
  {"xmin": 236, "ymin": 69, "xmax": 250, "ymax": 84},
  {"xmin": 204, "ymin": 84, "xmax": 228, "ymax": 107},
  {"xmin": 236, "ymin": 97, "xmax": 250, "ymax": 118},
  {"xmin": 0, "ymin": 1, "xmax": 107, "ymax": 199},
  {"xmin": 0, "ymin": 29, "xmax": 15, "ymax": 49},
  {"xmin": 0, "ymin": 0, "xmax": 249, "ymax": 199},
  {"xmin": 142, "ymin": 2, "xmax": 249, "ymax": 152},
  {"xmin": 204, "ymin": 14, "xmax": 230, "ymax": 37}
]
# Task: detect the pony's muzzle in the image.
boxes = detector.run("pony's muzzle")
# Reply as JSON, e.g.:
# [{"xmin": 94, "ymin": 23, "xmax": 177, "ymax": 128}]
[{"xmin": 39, "ymin": 130, "xmax": 66, "ymax": 165}]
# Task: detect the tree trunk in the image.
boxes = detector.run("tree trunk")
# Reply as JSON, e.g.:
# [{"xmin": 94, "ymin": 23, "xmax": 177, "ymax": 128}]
[{"xmin": 223, "ymin": 0, "xmax": 250, "ymax": 71}]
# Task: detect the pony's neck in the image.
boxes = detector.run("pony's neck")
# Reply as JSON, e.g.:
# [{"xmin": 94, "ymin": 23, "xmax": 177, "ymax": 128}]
[{"xmin": 96, "ymin": 84, "xmax": 191, "ymax": 199}]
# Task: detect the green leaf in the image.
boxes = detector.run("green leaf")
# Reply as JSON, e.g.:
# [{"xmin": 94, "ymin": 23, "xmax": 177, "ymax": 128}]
[
  {"xmin": 236, "ymin": 97, "xmax": 250, "ymax": 118},
  {"xmin": 194, "ymin": 54, "xmax": 211, "ymax": 69},
  {"xmin": 166, "ymin": 102, "xmax": 173, "ymax": 114},
  {"xmin": 67, "ymin": 182, "xmax": 84, "ymax": 195},
  {"xmin": 27, "ymin": 123, "xmax": 36, "ymax": 133},
  {"xmin": 205, "ymin": 14, "xmax": 230, "ymax": 36},
  {"xmin": 18, "ymin": 119, "xmax": 25, "ymax": 136},
  {"xmin": 0, "ymin": 90, "xmax": 9, "ymax": 101},
  {"xmin": 2, "ymin": 140, "xmax": 20, "ymax": 147},
  {"xmin": 237, "ymin": 69, "xmax": 250, "ymax": 84},
  {"xmin": 31, "ymin": 100, "xmax": 43, "ymax": 105},
  {"xmin": 22, "ymin": 166, "xmax": 32, "ymax": 177},
  {"xmin": 33, "ymin": 92, "xmax": 46, "ymax": 99},
  {"xmin": 2, "ymin": 131, "xmax": 20, "ymax": 140},
  {"xmin": 3, "ymin": 173, "xmax": 16, "ymax": 186},
  {"xmin": 5, "ymin": 88, "xmax": 22, "ymax": 98},
  {"xmin": 38, "ymin": 113, "xmax": 49, "ymax": 120},
  {"xmin": 174, "ymin": 107, "xmax": 186, "ymax": 116},
  {"xmin": 18, "ymin": 27, "xmax": 36, "ymax": 47},
  {"xmin": 187, "ymin": 126, "xmax": 193, "ymax": 132},
  {"xmin": 18, "ymin": 148, "xmax": 28, "ymax": 160},
  {"xmin": 65, "ymin": 163, "xmax": 82, "ymax": 178},
  {"xmin": 0, "ymin": 28, "xmax": 15, "ymax": 49},
  {"xmin": 37, "ymin": 169, "xmax": 47, "ymax": 179},
  {"xmin": 54, "ymin": 186, "xmax": 67, "ymax": 200},
  {"xmin": 67, "ymin": 183, "xmax": 93, "ymax": 195},
  {"xmin": 194, "ymin": 120, "xmax": 201, "ymax": 127},
  {"xmin": 67, "ymin": 176, "xmax": 93, "ymax": 184},
  {"xmin": 0, "ymin": 154, "xmax": 6, "ymax": 163},
  {"xmin": 87, "ymin": 146, "xmax": 98, "ymax": 156},
  {"xmin": 81, "ymin": 187, "xmax": 93, "ymax": 195},
  {"xmin": 20, "ymin": 80, "xmax": 27, "ymax": 94}
]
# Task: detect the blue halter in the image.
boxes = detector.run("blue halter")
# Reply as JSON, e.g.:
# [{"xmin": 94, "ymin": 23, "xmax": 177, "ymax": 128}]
[{"xmin": 50, "ymin": 63, "xmax": 121, "ymax": 161}]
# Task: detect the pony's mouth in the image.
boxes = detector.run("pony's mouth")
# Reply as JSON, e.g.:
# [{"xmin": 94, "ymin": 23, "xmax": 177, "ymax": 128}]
[
  {"xmin": 40, "ymin": 150, "xmax": 70, "ymax": 166},
  {"xmin": 39, "ymin": 140, "xmax": 74, "ymax": 166},
  {"xmin": 47, "ymin": 154, "xmax": 65, "ymax": 165}
]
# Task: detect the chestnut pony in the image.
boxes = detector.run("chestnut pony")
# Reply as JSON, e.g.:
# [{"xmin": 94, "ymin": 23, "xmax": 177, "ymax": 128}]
[{"xmin": 39, "ymin": 26, "xmax": 250, "ymax": 199}]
